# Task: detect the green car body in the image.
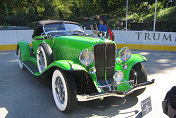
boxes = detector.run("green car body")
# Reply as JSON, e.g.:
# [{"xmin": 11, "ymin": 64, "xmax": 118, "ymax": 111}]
[{"xmin": 17, "ymin": 20, "xmax": 154, "ymax": 112}]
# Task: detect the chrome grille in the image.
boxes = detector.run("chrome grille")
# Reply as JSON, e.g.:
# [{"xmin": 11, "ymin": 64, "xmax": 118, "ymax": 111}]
[{"xmin": 94, "ymin": 43, "xmax": 116, "ymax": 86}]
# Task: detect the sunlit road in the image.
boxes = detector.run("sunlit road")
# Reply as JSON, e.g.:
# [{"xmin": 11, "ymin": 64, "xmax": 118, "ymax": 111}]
[{"xmin": 0, "ymin": 50, "xmax": 176, "ymax": 118}]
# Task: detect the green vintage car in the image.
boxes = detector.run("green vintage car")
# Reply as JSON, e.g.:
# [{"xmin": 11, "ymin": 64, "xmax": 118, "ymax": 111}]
[{"xmin": 17, "ymin": 20, "xmax": 154, "ymax": 112}]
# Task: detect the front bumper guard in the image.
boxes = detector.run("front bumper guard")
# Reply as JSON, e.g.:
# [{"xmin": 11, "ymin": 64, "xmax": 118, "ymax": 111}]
[{"xmin": 77, "ymin": 79, "xmax": 155, "ymax": 101}]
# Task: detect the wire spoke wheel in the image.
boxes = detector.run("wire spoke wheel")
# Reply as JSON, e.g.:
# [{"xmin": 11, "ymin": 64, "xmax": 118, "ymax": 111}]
[
  {"xmin": 55, "ymin": 77, "xmax": 65, "ymax": 104},
  {"xmin": 36, "ymin": 43, "xmax": 53, "ymax": 73},
  {"xmin": 52, "ymin": 69, "xmax": 76, "ymax": 112},
  {"xmin": 38, "ymin": 50, "xmax": 46, "ymax": 72}
]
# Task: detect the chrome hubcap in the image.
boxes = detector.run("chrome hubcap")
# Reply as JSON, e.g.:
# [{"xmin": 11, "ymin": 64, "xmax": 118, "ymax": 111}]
[{"xmin": 55, "ymin": 77, "xmax": 65, "ymax": 104}]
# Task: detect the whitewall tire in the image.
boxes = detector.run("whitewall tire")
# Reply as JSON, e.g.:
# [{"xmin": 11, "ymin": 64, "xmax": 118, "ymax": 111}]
[
  {"xmin": 18, "ymin": 49, "xmax": 24, "ymax": 70},
  {"xmin": 37, "ymin": 46, "xmax": 47, "ymax": 73},
  {"xmin": 36, "ymin": 43, "xmax": 53, "ymax": 73},
  {"xmin": 52, "ymin": 69, "xmax": 76, "ymax": 112}
]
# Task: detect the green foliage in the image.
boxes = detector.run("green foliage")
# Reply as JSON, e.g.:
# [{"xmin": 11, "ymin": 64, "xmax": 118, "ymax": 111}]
[
  {"xmin": 0, "ymin": 0, "xmax": 174, "ymax": 32},
  {"xmin": 126, "ymin": 2, "xmax": 152, "ymax": 23},
  {"xmin": 128, "ymin": 13, "xmax": 140, "ymax": 22},
  {"xmin": 143, "ymin": 6, "xmax": 176, "ymax": 31},
  {"xmin": 150, "ymin": 2, "xmax": 164, "ymax": 13},
  {"xmin": 137, "ymin": 2, "xmax": 151, "ymax": 15},
  {"xmin": 156, "ymin": 6, "xmax": 176, "ymax": 31}
]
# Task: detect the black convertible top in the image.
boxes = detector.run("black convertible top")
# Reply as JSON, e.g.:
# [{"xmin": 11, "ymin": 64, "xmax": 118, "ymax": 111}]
[{"xmin": 34, "ymin": 20, "xmax": 80, "ymax": 30}]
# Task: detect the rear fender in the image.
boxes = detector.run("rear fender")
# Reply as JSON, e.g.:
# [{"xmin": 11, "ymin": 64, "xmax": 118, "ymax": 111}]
[{"xmin": 17, "ymin": 41, "xmax": 31, "ymax": 61}]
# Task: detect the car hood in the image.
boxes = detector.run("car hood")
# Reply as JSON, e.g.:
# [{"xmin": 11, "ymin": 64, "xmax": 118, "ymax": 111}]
[
  {"xmin": 54, "ymin": 35, "xmax": 115, "ymax": 46},
  {"xmin": 52, "ymin": 35, "xmax": 116, "ymax": 67}
]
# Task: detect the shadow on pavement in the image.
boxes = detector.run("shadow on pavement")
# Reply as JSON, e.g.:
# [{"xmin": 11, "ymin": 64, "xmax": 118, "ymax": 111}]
[
  {"xmin": 132, "ymin": 49, "xmax": 176, "ymax": 75},
  {"xmin": 68, "ymin": 96, "xmax": 139, "ymax": 118}
]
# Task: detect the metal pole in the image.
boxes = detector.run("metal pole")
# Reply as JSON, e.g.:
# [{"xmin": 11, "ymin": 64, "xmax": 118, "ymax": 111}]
[
  {"xmin": 153, "ymin": 0, "xmax": 157, "ymax": 31},
  {"xmin": 126, "ymin": 0, "xmax": 128, "ymax": 31}
]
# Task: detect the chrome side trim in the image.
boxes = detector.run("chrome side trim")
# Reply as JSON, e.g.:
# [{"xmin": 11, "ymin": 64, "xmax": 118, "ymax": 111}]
[
  {"xmin": 23, "ymin": 63, "xmax": 34, "ymax": 74},
  {"xmin": 77, "ymin": 79, "xmax": 155, "ymax": 101}
]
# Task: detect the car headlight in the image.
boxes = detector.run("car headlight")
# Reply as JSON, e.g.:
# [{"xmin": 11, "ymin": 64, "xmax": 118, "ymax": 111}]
[
  {"xmin": 119, "ymin": 47, "xmax": 131, "ymax": 62},
  {"xmin": 79, "ymin": 49, "xmax": 94, "ymax": 66},
  {"xmin": 113, "ymin": 71, "xmax": 124, "ymax": 84}
]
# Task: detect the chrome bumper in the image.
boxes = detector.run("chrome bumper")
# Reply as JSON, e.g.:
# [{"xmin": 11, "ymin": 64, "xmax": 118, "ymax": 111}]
[{"xmin": 77, "ymin": 79, "xmax": 155, "ymax": 101}]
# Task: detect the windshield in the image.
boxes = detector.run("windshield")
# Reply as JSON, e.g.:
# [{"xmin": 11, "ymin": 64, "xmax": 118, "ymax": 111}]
[
  {"xmin": 44, "ymin": 23, "xmax": 65, "ymax": 32},
  {"xmin": 64, "ymin": 23, "xmax": 83, "ymax": 32},
  {"xmin": 43, "ymin": 23, "xmax": 83, "ymax": 33}
]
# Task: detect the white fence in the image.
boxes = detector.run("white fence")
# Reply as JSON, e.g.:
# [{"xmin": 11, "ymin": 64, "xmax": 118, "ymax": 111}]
[
  {"xmin": 0, "ymin": 30, "xmax": 175, "ymax": 50},
  {"xmin": 0, "ymin": 30, "xmax": 33, "ymax": 45},
  {"xmin": 85, "ymin": 30, "xmax": 176, "ymax": 46}
]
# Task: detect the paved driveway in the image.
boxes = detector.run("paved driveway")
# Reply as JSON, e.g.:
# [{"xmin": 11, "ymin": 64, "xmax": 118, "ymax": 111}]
[{"xmin": 0, "ymin": 50, "xmax": 176, "ymax": 118}]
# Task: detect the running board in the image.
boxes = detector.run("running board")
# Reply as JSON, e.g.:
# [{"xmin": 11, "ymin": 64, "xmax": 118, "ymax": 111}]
[{"xmin": 23, "ymin": 61, "xmax": 39, "ymax": 74}]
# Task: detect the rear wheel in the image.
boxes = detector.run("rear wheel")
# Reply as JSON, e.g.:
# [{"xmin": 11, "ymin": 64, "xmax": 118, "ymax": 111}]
[
  {"xmin": 17, "ymin": 49, "xmax": 24, "ymax": 70},
  {"xmin": 52, "ymin": 69, "xmax": 76, "ymax": 112},
  {"xmin": 129, "ymin": 63, "xmax": 147, "ymax": 96}
]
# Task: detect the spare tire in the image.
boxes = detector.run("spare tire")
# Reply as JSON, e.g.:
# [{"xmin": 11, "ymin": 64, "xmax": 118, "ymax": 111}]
[{"xmin": 37, "ymin": 43, "xmax": 53, "ymax": 73}]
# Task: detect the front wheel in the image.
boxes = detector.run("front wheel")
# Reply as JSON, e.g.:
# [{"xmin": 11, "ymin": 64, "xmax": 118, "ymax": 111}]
[
  {"xmin": 129, "ymin": 63, "xmax": 147, "ymax": 96},
  {"xmin": 52, "ymin": 69, "xmax": 76, "ymax": 112}
]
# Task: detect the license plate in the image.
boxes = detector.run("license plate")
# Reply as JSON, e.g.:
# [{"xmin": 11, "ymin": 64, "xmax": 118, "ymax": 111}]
[{"xmin": 141, "ymin": 97, "xmax": 152, "ymax": 117}]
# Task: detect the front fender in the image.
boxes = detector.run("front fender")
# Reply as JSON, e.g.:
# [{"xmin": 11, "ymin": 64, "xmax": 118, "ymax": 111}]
[
  {"xmin": 34, "ymin": 60, "xmax": 88, "ymax": 76},
  {"xmin": 125, "ymin": 54, "xmax": 147, "ymax": 78},
  {"xmin": 17, "ymin": 41, "xmax": 31, "ymax": 61},
  {"xmin": 127, "ymin": 54, "xmax": 147, "ymax": 68},
  {"xmin": 51, "ymin": 60, "xmax": 88, "ymax": 71},
  {"xmin": 116, "ymin": 54, "xmax": 147, "ymax": 91}
]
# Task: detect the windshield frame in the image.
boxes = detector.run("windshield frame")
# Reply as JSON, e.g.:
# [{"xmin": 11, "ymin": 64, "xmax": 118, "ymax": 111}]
[{"xmin": 43, "ymin": 23, "xmax": 84, "ymax": 35}]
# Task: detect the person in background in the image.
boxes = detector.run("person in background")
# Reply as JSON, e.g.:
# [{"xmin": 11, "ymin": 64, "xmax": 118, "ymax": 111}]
[{"xmin": 90, "ymin": 16, "xmax": 108, "ymax": 38}]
